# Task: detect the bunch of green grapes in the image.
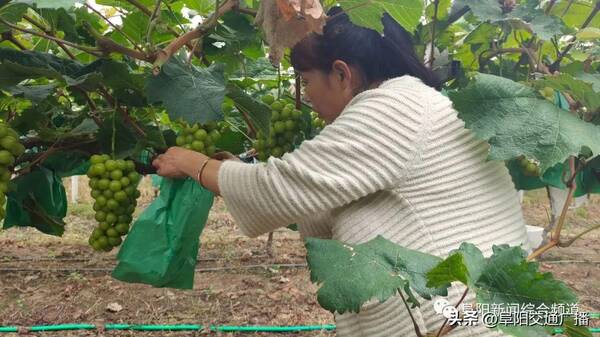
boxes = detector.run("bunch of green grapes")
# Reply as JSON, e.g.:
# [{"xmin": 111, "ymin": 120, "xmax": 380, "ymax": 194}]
[
  {"xmin": 0, "ymin": 123, "xmax": 25, "ymax": 220},
  {"xmin": 517, "ymin": 155, "xmax": 541, "ymax": 177},
  {"xmin": 310, "ymin": 111, "xmax": 326, "ymax": 131},
  {"xmin": 86, "ymin": 155, "xmax": 141, "ymax": 252},
  {"xmin": 253, "ymin": 95, "xmax": 305, "ymax": 161},
  {"xmin": 175, "ymin": 121, "xmax": 223, "ymax": 157}
]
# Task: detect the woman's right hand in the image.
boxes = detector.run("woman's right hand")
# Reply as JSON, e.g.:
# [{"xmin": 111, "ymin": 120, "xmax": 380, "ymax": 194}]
[{"xmin": 152, "ymin": 147, "xmax": 205, "ymax": 178}]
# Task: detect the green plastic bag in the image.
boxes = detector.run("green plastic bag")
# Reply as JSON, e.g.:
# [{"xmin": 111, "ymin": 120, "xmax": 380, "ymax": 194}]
[{"xmin": 112, "ymin": 177, "xmax": 214, "ymax": 289}]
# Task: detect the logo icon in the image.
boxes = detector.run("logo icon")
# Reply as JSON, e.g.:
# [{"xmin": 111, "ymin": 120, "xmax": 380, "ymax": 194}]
[{"xmin": 433, "ymin": 298, "xmax": 458, "ymax": 319}]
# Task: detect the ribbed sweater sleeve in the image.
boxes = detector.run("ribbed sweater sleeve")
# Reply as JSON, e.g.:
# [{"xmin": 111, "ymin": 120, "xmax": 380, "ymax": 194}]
[{"xmin": 217, "ymin": 88, "xmax": 429, "ymax": 237}]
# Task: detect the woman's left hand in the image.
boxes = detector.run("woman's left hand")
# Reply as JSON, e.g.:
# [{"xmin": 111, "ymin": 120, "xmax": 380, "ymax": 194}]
[{"xmin": 152, "ymin": 147, "xmax": 206, "ymax": 178}]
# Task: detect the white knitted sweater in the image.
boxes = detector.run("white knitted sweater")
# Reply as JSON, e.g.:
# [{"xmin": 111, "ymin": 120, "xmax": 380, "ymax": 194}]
[{"xmin": 218, "ymin": 75, "xmax": 530, "ymax": 337}]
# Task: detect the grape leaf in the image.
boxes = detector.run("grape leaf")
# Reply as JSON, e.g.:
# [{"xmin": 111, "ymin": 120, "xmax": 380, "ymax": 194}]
[
  {"xmin": 0, "ymin": 2, "xmax": 28, "ymax": 33},
  {"xmin": 576, "ymin": 27, "xmax": 600, "ymax": 41},
  {"xmin": 145, "ymin": 56, "xmax": 226, "ymax": 124},
  {"xmin": 0, "ymin": 48, "xmax": 105, "ymax": 89},
  {"xmin": 97, "ymin": 114, "xmax": 142, "ymax": 159},
  {"xmin": 476, "ymin": 245, "xmax": 577, "ymax": 337},
  {"xmin": 13, "ymin": 0, "xmax": 83, "ymax": 9},
  {"xmin": 562, "ymin": 61, "xmax": 600, "ymax": 92},
  {"xmin": 70, "ymin": 118, "xmax": 100, "ymax": 136},
  {"xmin": 550, "ymin": 0, "xmax": 600, "ymax": 30},
  {"xmin": 225, "ymin": 83, "xmax": 272, "ymax": 137},
  {"xmin": 506, "ymin": 1, "xmax": 565, "ymax": 41},
  {"xmin": 305, "ymin": 235, "xmax": 448, "ymax": 314},
  {"xmin": 180, "ymin": 0, "xmax": 215, "ymax": 15},
  {"xmin": 424, "ymin": 243, "xmax": 581, "ymax": 337},
  {"xmin": 214, "ymin": 12, "xmax": 261, "ymax": 53},
  {"xmin": 464, "ymin": 22, "xmax": 500, "ymax": 44},
  {"xmin": 448, "ymin": 73, "xmax": 600, "ymax": 173},
  {"xmin": 82, "ymin": 59, "xmax": 147, "ymax": 106},
  {"xmin": 426, "ymin": 0, "xmax": 451, "ymax": 21},
  {"xmin": 37, "ymin": 7, "xmax": 81, "ymax": 43},
  {"xmin": 338, "ymin": 0, "xmax": 423, "ymax": 33},
  {"xmin": 4, "ymin": 167, "xmax": 67, "ymax": 236},
  {"xmin": 5, "ymin": 84, "xmax": 57, "ymax": 102},
  {"xmin": 426, "ymin": 242, "xmax": 485, "ymax": 288},
  {"xmin": 214, "ymin": 128, "xmax": 247, "ymax": 154},
  {"xmin": 118, "ymin": 10, "xmax": 171, "ymax": 45},
  {"xmin": 42, "ymin": 150, "xmax": 90, "ymax": 177},
  {"xmin": 426, "ymin": 253, "xmax": 469, "ymax": 286},
  {"xmin": 452, "ymin": 0, "xmax": 504, "ymax": 22}
]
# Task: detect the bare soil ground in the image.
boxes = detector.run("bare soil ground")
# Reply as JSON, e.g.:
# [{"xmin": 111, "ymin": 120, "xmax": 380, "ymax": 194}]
[{"xmin": 0, "ymin": 178, "xmax": 598, "ymax": 337}]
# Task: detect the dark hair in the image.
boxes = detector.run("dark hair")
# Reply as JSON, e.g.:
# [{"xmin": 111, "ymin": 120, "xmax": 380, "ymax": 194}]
[{"xmin": 290, "ymin": 7, "xmax": 441, "ymax": 91}]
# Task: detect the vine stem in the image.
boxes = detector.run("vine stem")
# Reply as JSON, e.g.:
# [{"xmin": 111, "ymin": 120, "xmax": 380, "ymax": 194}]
[
  {"xmin": 98, "ymin": 87, "xmax": 147, "ymax": 137},
  {"xmin": 559, "ymin": 223, "xmax": 600, "ymax": 247},
  {"xmin": 0, "ymin": 31, "xmax": 26, "ymax": 50},
  {"xmin": 152, "ymin": 114, "xmax": 167, "ymax": 150},
  {"xmin": 84, "ymin": 2, "xmax": 144, "ymax": 53},
  {"xmin": 545, "ymin": 0, "xmax": 557, "ymax": 14},
  {"xmin": 277, "ymin": 65, "xmax": 282, "ymax": 99},
  {"xmin": 399, "ymin": 290, "xmax": 424, "ymax": 337},
  {"xmin": 152, "ymin": 0, "xmax": 238, "ymax": 74},
  {"xmin": 527, "ymin": 156, "xmax": 578, "ymax": 261},
  {"xmin": 428, "ymin": 0, "xmax": 441, "ymax": 69},
  {"xmin": 81, "ymin": 21, "xmax": 153, "ymax": 61},
  {"xmin": 146, "ymin": 0, "xmax": 162, "ymax": 45},
  {"xmin": 124, "ymin": 0, "xmax": 204, "ymax": 59},
  {"xmin": 234, "ymin": 104, "xmax": 257, "ymax": 138},
  {"xmin": 0, "ymin": 17, "xmax": 102, "ymax": 56},
  {"xmin": 549, "ymin": 0, "xmax": 599, "ymax": 72},
  {"xmin": 14, "ymin": 138, "xmax": 97, "ymax": 176},
  {"xmin": 125, "ymin": 0, "xmax": 152, "ymax": 16},
  {"xmin": 235, "ymin": 7, "xmax": 257, "ymax": 16},
  {"xmin": 434, "ymin": 287, "xmax": 469, "ymax": 337},
  {"xmin": 223, "ymin": 117, "xmax": 253, "ymax": 143},
  {"xmin": 71, "ymin": 87, "xmax": 103, "ymax": 127},
  {"xmin": 22, "ymin": 15, "xmax": 76, "ymax": 59},
  {"xmin": 111, "ymin": 109, "xmax": 116, "ymax": 157},
  {"xmin": 295, "ymin": 71, "xmax": 301, "ymax": 110},
  {"xmin": 479, "ymin": 48, "xmax": 525, "ymax": 71},
  {"xmin": 560, "ymin": 0, "xmax": 575, "ymax": 17}
]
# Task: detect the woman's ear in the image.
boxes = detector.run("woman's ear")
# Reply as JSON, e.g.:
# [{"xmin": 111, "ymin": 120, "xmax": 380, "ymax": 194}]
[{"xmin": 331, "ymin": 60, "xmax": 353, "ymax": 89}]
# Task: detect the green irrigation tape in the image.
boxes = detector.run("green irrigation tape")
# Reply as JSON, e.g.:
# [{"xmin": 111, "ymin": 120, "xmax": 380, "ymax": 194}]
[
  {"xmin": 0, "ymin": 324, "xmax": 599, "ymax": 334},
  {"xmin": 0, "ymin": 324, "xmax": 336, "ymax": 333}
]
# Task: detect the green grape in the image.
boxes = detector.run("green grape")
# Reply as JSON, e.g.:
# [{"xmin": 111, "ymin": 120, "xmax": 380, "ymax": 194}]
[
  {"xmin": 177, "ymin": 122, "xmax": 223, "ymax": 156},
  {"xmin": 254, "ymin": 96, "xmax": 307, "ymax": 161},
  {"xmin": 518, "ymin": 156, "xmax": 541, "ymax": 177},
  {"xmin": 311, "ymin": 112, "xmax": 326, "ymax": 132},
  {"xmin": 217, "ymin": 121, "xmax": 229, "ymax": 133},
  {"xmin": 261, "ymin": 94, "xmax": 275, "ymax": 105},
  {"xmin": 221, "ymin": 101, "xmax": 234, "ymax": 113},
  {"xmin": 273, "ymin": 121, "xmax": 286, "ymax": 134},
  {"xmin": 270, "ymin": 101, "xmax": 284, "ymax": 112},
  {"xmin": 87, "ymin": 155, "xmax": 141, "ymax": 252},
  {"xmin": 541, "ymin": 87, "xmax": 554, "ymax": 100}
]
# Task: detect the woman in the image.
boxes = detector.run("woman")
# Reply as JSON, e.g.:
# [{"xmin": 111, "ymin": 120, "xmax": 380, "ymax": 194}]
[{"xmin": 153, "ymin": 7, "xmax": 530, "ymax": 337}]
